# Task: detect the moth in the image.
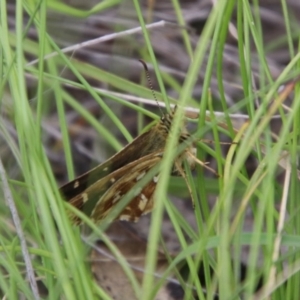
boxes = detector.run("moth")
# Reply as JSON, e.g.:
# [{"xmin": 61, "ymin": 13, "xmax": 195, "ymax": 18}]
[{"xmin": 60, "ymin": 107, "xmax": 197, "ymax": 224}]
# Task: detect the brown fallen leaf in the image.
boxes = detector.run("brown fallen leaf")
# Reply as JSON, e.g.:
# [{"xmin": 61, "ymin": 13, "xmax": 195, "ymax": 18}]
[{"xmin": 90, "ymin": 222, "xmax": 185, "ymax": 300}]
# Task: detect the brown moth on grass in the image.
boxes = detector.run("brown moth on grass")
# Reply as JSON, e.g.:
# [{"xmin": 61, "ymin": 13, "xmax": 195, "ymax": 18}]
[{"xmin": 60, "ymin": 107, "xmax": 199, "ymax": 224}]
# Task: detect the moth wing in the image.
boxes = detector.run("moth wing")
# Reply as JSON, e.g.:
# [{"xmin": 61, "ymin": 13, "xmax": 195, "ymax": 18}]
[
  {"xmin": 60, "ymin": 130, "xmax": 155, "ymax": 200},
  {"xmin": 67, "ymin": 152, "xmax": 162, "ymax": 224},
  {"xmin": 91, "ymin": 155, "xmax": 161, "ymax": 223}
]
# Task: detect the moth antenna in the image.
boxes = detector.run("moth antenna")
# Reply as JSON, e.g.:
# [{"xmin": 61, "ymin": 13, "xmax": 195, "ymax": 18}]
[{"xmin": 139, "ymin": 59, "xmax": 164, "ymax": 116}]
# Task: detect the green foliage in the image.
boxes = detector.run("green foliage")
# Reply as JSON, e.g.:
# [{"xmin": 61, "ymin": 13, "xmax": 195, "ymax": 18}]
[{"xmin": 1, "ymin": 0, "xmax": 300, "ymax": 299}]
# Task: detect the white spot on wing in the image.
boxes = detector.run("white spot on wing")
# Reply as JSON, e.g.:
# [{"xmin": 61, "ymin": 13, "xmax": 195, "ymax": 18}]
[
  {"xmin": 82, "ymin": 193, "xmax": 89, "ymax": 203},
  {"xmin": 119, "ymin": 215, "xmax": 131, "ymax": 221},
  {"xmin": 136, "ymin": 171, "xmax": 146, "ymax": 181},
  {"xmin": 138, "ymin": 193, "xmax": 148, "ymax": 210},
  {"xmin": 73, "ymin": 181, "xmax": 79, "ymax": 188},
  {"xmin": 153, "ymin": 175, "xmax": 159, "ymax": 183},
  {"xmin": 110, "ymin": 177, "xmax": 116, "ymax": 183},
  {"xmin": 112, "ymin": 191, "xmax": 122, "ymax": 203}
]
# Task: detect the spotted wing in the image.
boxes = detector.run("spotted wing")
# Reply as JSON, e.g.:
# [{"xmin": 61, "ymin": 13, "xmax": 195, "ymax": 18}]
[
  {"xmin": 91, "ymin": 155, "xmax": 162, "ymax": 223},
  {"xmin": 59, "ymin": 121, "xmax": 166, "ymax": 201},
  {"xmin": 67, "ymin": 152, "xmax": 162, "ymax": 224}
]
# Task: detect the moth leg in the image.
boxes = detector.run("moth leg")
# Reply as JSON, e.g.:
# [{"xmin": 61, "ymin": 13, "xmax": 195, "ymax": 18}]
[
  {"xmin": 186, "ymin": 150, "xmax": 220, "ymax": 177},
  {"xmin": 200, "ymin": 139, "xmax": 235, "ymax": 146}
]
